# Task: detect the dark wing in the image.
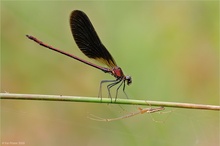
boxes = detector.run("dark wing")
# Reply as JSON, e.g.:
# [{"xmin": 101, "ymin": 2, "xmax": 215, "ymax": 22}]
[{"xmin": 70, "ymin": 10, "xmax": 117, "ymax": 68}]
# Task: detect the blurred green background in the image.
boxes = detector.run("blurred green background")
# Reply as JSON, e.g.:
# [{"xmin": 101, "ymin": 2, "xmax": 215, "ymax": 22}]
[{"xmin": 1, "ymin": 1, "xmax": 219, "ymax": 146}]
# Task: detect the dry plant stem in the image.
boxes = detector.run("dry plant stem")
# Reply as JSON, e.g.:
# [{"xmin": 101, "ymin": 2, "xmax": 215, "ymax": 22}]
[
  {"xmin": 88, "ymin": 107, "xmax": 165, "ymax": 122},
  {"xmin": 1, "ymin": 93, "xmax": 219, "ymax": 111}
]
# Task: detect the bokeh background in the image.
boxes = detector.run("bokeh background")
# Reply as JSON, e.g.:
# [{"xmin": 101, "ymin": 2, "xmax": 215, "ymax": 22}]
[{"xmin": 1, "ymin": 1, "xmax": 219, "ymax": 146}]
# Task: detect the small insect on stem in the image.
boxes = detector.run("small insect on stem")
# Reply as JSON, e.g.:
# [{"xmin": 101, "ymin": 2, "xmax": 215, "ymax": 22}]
[{"xmin": 88, "ymin": 106, "xmax": 165, "ymax": 122}]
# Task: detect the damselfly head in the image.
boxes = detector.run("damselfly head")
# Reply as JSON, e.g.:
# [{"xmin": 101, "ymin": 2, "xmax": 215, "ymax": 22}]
[{"xmin": 125, "ymin": 75, "xmax": 132, "ymax": 85}]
